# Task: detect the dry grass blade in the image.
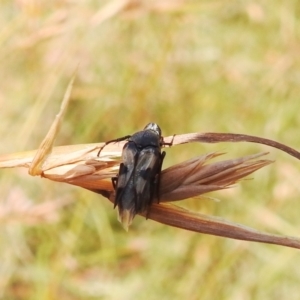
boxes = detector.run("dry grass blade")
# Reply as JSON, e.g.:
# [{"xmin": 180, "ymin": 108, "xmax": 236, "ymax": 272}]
[
  {"xmin": 1, "ymin": 137, "xmax": 300, "ymax": 249},
  {"xmin": 165, "ymin": 132, "xmax": 300, "ymax": 160},
  {"xmin": 2, "ymin": 76, "xmax": 300, "ymax": 248},
  {"xmin": 91, "ymin": 0, "xmax": 131, "ymax": 25},
  {"xmin": 160, "ymin": 152, "xmax": 223, "ymax": 193},
  {"xmin": 159, "ymin": 152, "xmax": 272, "ymax": 201},
  {"xmin": 147, "ymin": 203, "xmax": 300, "ymax": 249},
  {"xmin": 0, "ymin": 188, "xmax": 72, "ymax": 225},
  {"xmin": 28, "ymin": 74, "xmax": 75, "ymax": 176}
]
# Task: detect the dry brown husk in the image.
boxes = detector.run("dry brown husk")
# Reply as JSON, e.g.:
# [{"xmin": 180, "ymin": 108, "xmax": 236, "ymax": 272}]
[{"xmin": 1, "ymin": 77, "xmax": 300, "ymax": 249}]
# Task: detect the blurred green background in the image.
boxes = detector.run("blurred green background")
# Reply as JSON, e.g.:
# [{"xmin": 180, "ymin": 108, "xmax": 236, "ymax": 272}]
[{"xmin": 1, "ymin": 0, "xmax": 300, "ymax": 299}]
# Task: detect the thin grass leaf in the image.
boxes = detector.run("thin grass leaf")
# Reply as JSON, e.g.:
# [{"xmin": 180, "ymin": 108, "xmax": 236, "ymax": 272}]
[
  {"xmin": 147, "ymin": 203, "xmax": 300, "ymax": 249},
  {"xmin": 29, "ymin": 74, "xmax": 76, "ymax": 176}
]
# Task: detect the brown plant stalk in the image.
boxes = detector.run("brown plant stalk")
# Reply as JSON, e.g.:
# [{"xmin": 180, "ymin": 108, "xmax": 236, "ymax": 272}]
[{"xmin": 1, "ymin": 77, "xmax": 300, "ymax": 249}]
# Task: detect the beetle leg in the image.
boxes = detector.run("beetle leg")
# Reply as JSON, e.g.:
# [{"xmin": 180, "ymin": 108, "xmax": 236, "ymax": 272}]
[
  {"xmin": 112, "ymin": 176, "xmax": 118, "ymax": 189},
  {"xmin": 112, "ymin": 163, "xmax": 126, "ymax": 208},
  {"xmin": 155, "ymin": 151, "xmax": 166, "ymax": 204},
  {"xmin": 112, "ymin": 176, "xmax": 118, "ymax": 208},
  {"xmin": 162, "ymin": 134, "xmax": 175, "ymax": 147},
  {"xmin": 145, "ymin": 151, "xmax": 166, "ymax": 220},
  {"xmin": 97, "ymin": 135, "xmax": 131, "ymax": 156}
]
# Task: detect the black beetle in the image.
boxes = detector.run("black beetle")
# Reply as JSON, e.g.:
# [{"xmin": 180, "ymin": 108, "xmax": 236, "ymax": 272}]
[{"xmin": 98, "ymin": 123, "xmax": 172, "ymax": 229}]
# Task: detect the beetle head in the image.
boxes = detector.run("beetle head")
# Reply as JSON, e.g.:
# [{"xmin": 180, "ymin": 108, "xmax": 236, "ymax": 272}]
[{"xmin": 144, "ymin": 123, "xmax": 162, "ymax": 137}]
